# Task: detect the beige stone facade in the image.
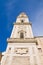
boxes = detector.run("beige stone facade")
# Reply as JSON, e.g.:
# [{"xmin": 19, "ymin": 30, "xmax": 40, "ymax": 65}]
[
  {"xmin": 1, "ymin": 12, "xmax": 43, "ymax": 65},
  {"xmin": 35, "ymin": 37, "xmax": 43, "ymax": 65}
]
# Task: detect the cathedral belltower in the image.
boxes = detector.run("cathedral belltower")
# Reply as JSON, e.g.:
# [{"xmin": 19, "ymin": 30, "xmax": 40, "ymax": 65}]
[{"xmin": 1, "ymin": 13, "xmax": 41, "ymax": 65}]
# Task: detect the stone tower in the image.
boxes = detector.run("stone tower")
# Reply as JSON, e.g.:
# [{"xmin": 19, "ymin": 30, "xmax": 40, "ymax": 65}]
[{"xmin": 1, "ymin": 13, "xmax": 41, "ymax": 65}]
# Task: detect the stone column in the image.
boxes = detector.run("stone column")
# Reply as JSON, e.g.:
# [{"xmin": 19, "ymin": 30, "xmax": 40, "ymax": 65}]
[
  {"xmin": 1, "ymin": 55, "xmax": 7, "ymax": 65},
  {"xmin": 34, "ymin": 45, "xmax": 41, "ymax": 65},
  {"xmin": 29, "ymin": 46, "xmax": 34, "ymax": 65}
]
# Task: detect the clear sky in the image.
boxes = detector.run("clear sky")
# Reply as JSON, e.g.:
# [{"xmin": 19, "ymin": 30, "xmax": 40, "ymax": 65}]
[{"xmin": 0, "ymin": 0, "xmax": 43, "ymax": 52}]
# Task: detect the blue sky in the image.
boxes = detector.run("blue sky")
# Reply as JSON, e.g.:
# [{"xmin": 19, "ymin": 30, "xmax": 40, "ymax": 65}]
[{"xmin": 0, "ymin": 0, "xmax": 43, "ymax": 52}]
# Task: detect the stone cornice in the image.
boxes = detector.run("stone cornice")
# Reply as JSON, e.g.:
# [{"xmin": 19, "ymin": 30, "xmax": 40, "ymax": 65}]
[
  {"xmin": 7, "ymin": 38, "xmax": 37, "ymax": 43},
  {"xmin": 13, "ymin": 22, "xmax": 32, "ymax": 25},
  {"xmin": 34, "ymin": 36, "xmax": 43, "ymax": 38}
]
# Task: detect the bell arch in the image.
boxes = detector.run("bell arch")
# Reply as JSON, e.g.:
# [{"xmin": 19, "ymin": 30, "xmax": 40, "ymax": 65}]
[
  {"xmin": 18, "ymin": 30, "xmax": 26, "ymax": 39},
  {"xmin": 20, "ymin": 32, "xmax": 24, "ymax": 38}
]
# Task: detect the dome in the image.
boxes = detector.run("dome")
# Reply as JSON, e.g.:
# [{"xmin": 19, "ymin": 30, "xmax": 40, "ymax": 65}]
[{"xmin": 17, "ymin": 12, "xmax": 28, "ymax": 18}]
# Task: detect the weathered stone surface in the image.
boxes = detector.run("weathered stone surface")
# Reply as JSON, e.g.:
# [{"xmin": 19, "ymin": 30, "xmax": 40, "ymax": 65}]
[{"xmin": 1, "ymin": 13, "xmax": 43, "ymax": 65}]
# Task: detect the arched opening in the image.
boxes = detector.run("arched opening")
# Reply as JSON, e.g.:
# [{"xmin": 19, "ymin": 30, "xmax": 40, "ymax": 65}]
[
  {"xmin": 20, "ymin": 32, "xmax": 24, "ymax": 38},
  {"xmin": 21, "ymin": 20, "xmax": 24, "ymax": 23}
]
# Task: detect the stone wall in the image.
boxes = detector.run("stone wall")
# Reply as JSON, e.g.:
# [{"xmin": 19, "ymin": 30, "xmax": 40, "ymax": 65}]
[{"xmin": 35, "ymin": 36, "xmax": 43, "ymax": 65}]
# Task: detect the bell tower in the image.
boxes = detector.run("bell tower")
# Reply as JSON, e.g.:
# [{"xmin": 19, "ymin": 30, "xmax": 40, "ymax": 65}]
[
  {"xmin": 1, "ymin": 12, "xmax": 41, "ymax": 65},
  {"xmin": 10, "ymin": 12, "xmax": 33, "ymax": 39}
]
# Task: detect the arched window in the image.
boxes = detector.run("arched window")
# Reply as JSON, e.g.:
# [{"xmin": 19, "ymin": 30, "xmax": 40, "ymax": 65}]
[
  {"xmin": 20, "ymin": 32, "xmax": 24, "ymax": 38},
  {"xmin": 21, "ymin": 20, "xmax": 24, "ymax": 23}
]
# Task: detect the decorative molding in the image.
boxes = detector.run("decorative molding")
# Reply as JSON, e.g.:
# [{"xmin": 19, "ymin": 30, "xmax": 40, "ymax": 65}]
[
  {"xmin": 13, "ymin": 22, "xmax": 32, "ymax": 25},
  {"xmin": 7, "ymin": 38, "xmax": 37, "ymax": 43},
  {"xmin": 15, "ymin": 48, "xmax": 28, "ymax": 55},
  {"xmin": 34, "ymin": 36, "xmax": 43, "ymax": 38}
]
